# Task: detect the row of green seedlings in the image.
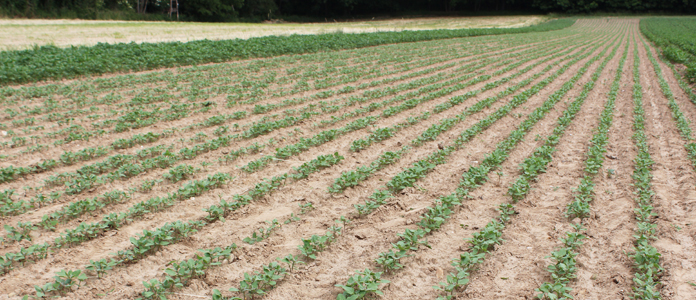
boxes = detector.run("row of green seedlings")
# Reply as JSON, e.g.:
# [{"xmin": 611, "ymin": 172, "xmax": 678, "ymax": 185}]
[
  {"xmin": 228, "ymin": 35, "xmax": 541, "ymax": 108},
  {"xmin": 640, "ymin": 37, "xmax": 696, "ymax": 169},
  {"xmin": 77, "ymin": 37, "xmax": 588, "ymax": 295},
  {"xmin": 434, "ymin": 33, "xmax": 623, "ymax": 300},
  {"xmin": 0, "ymin": 37, "xmax": 543, "ymax": 180},
  {"xmin": 209, "ymin": 216, "xmax": 353, "ymax": 300},
  {"xmin": 1, "ymin": 190, "xmax": 129, "ymax": 244},
  {"xmin": 26, "ymin": 99, "xmax": 216, "ymax": 147},
  {"xmin": 2, "ymin": 34, "xmax": 544, "ymax": 148},
  {"xmin": 240, "ymin": 40, "xmax": 497, "ymax": 112},
  {"xmin": 348, "ymin": 38, "xmax": 590, "ymax": 153},
  {"xmin": 396, "ymin": 36, "xmax": 622, "ymax": 299},
  {"xmin": 639, "ymin": 18, "xmax": 696, "ymax": 83},
  {"xmin": 11, "ymin": 96, "xmax": 214, "ymax": 150},
  {"xmin": 132, "ymin": 157, "xmax": 335, "ymax": 299},
  {"xmin": 2, "ymin": 47, "xmax": 472, "ymax": 174},
  {"xmin": 0, "ymin": 128, "xmax": 179, "ymax": 185},
  {"xmin": 8, "ymin": 83, "xmax": 415, "ymax": 229},
  {"xmin": 0, "ymin": 85, "xmax": 238, "ymax": 151},
  {"xmin": 239, "ymin": 45, "xmax": 443, "ymax": 102},
  {"xmin": 3, "ymin": 108, "xmax": 246, "ymax": 184},
  {"xmin": 0, "ymin": 36, "xmax": 584, "ymax": 226},
  {"xmin": 241, "ymin": 71, "xmax": 490, "ymax": 173},
  {"xmin": 2, "ymin": 34, "xmax": 564, "ymax": 270},
  {"xmin": 5, "ymin": 67, "xmax": 376, "ymax": 184},
  {"xmin": 535, "ymin": 38, "xmax": 628, "ymax": 300},
  {"xmin": 0, "ymin": 22, "xmax": 560, "ymax": 106},
  {"xmin": 0, "ymin": 145, "xmax": 115, "ymax": 184},
  {"xmin": 3, "ymin": 151, "xmax": 339, "ymax": 275},
  {"xmin": 247, "ymin": 39, "xmax": 544, "ymax": 116},
  {"xmin": 38, "ymin": 108, "xmax": 317, "ymax": 196},
  {"xmin": 5, "ymin": 85, "xmax": 324, "ymax": 188},
  {"xmin": 139, "ymin": 202, "xmax": 315, "ymax": 299},
  {"xmin": 4, "ymin": 41, "xmax": 471, "ymax": 145},
  {"xmin": 20, "ymin": 153, "xmax": 344, "ymax": 298},
  {"xmin": 288, "ymin": 39, "xmax": 587, "ymax": 174},
  {"xmin": 0, "ymin": 42, "xmax": 391, "ymax": 120},
  {"xmin": 34, "ymin": 138, "xmax": 227, "ymax": 198},
  {"xmin": 137, "ymin": 46, "xmax": 458, "ymax": 132},
  {"xmin": 42, "ymin": 41, "xmax": 481, "ymax": 140},
  {"xmin": 175, "ymin": 71, "xmax": 599, "ymax": 298},
  {"xmin": 628, "ymin": 37, "xmax": 663, "ymax": 300},
  {"xmin": 659, "ymin": 47, "xmax": 696, "ymax": 117},
  {"xmin": 217, "ymin": 38, "xmax": 472, "ymax": 107},
  {"xmin": 0, "ymin": 172, "xmax": 230, "ymax": 277},
  {"xmin": 312, "ymin": 40, "xmax": 572, "ymax": 129},
  {"xmin": 224, "ymin": 40, "xmax": 593, "ymax": 299},
  {"xmin": 334, "ymin": 32, "xmax": 620, "ymax": 300},
  {"xmin": 327, "ymin": 40, "xmax": 597, "ymax": 195},
  {"xmin": 0, "ymin": 141, "xmax": 267, "ymax": 219},
  {"xmin": 189, "ymin": 40, "xmax": 467, "ymax": 102},
  {"xmin": 236, "ymin": 43, "xmax": 558, "ymax": 173},
  {"xmin": 351, "ymin": 34, "xmax": 613, "ymax": 217},
  {"xmin": 0, "ymin": 151, "xmax": 329, "ymax": 274}
]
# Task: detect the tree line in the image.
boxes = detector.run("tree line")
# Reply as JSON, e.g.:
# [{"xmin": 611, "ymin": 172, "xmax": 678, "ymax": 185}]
[{"xmin": 1, "ymin": 0, "xmax": 695, "ymax": 21}]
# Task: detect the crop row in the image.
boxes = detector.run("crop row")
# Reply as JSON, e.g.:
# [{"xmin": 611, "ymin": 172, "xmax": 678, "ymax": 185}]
[
  {"xmin": 0, "ymin": 28, "xmax": 536, "ymax": 125},
  {"xmin": 628, "ymin": 36, "xmax": 664, "ymax": 300},
  {"xmin": 535, "ymin": 38, "xmax": 628, "ymax": 300},
  {"xmin": 347, "ymin": 39, "xmax": 588, "ymax": 153},
  {"xmin": 205, "ymin": 29, "xmax": 617, "ymax": 300},
  {"xmin": 1, "ymin": 38, "xmax": 496, "ymax": 128},
  {"xmin": 0, "ymin": 37, "xmax": 545, "ymax": 213},
  {"xmin": 0, "ymin": 38, "xmax": 552, "ymax": 249},
  {"xmin": 0, "ymin": 36, "xmax": 530, "ymax": 178},
  {"xmin": 435, "ymin": 32, "xmax": 622, "ymax": 300},
  {"xmin": 327, "ymin": 41, "xmax": 591, "ymax": 194},
  {"xmin": 640, "ymin": 17, "xmax": 696, "ymax": 83},
  {"xmin": 640, "ymin": 37, "xmax": 696, "ymax": 170},
  {"xmin": 120, "ymin": 28, "xmax": 609, "ymax": 300},
  {"xmin": 0, "ymin": 41, "xmax": 474, "ymax": 152},
  {"xmin": 19, "ymin": 152, "xmax": 344, "ymax": 298},
  {"xmin": 0, "ymin": 23, "xmax": 592, "ymax": 299},
  {"xmin": 0, "ymin": 19, "xmax": 575, "ymax": 85}
]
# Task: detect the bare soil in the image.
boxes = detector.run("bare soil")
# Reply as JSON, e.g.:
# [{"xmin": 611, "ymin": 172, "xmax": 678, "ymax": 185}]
[{"xmin": 1, "ymin": 18, "xmax": 695, "ymax": 300}]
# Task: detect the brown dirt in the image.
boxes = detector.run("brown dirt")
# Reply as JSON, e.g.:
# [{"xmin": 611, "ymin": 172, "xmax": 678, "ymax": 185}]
[
  {"xmin": 1, "ymin": 18, "xmax": 694, "ymax": 300},
  {"xmin": 0, "ymin": 29, "xmax": 576, "ymax": 297}
]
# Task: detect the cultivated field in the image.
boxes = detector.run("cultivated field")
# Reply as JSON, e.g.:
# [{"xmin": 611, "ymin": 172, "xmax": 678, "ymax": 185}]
[
  {"xmin": 1, "ymin": 18, "xmax": 695, "ymax": 300},
  {"xmin": 0, "ymin": 15, "xmax": 546, "ymax": 50}
]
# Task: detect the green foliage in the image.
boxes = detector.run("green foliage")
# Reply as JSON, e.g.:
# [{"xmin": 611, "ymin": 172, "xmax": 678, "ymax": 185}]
[
  {"xmin": 4, "ymin": 222, "xmax": 37, "ymax": 242},
  {"xmin": 335, "ymin": 269, "xmax": 389, "ymax": 300},
  {"xmin": 163, "ymin": 164, "xmax": 197, "ymax": 183},
  {"xmin": 627, "ymin": 37, "xmax": 664, "ymax": 300},
  {"xmin": 86, "ymin": 258, "xmax": 119, "ymax": 279},
  {"xmin": 0, "ymin": 19, "xmax": 575, "ymax": 85},
  {"xmin": 243, "ymin": 219, "xmax": 279, "ymax": 245},
  {"xmin": 226, "ymin": 261, "xmax": 287, "ymax": 299},
  {"xmin": 642, "ymin": 18, "xmax": 696, "ymax": 84}
]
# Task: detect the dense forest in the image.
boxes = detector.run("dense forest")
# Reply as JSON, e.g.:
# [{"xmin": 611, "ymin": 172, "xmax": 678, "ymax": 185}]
[{"xmin": 1, "ymin": 0, "xmax": 695, "ymax": 21}]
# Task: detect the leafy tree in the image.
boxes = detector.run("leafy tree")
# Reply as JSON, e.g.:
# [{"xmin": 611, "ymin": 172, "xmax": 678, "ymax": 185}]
[{"xmin": 182, "ymin": 0, "xmax": 243, "ymax": 19}]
